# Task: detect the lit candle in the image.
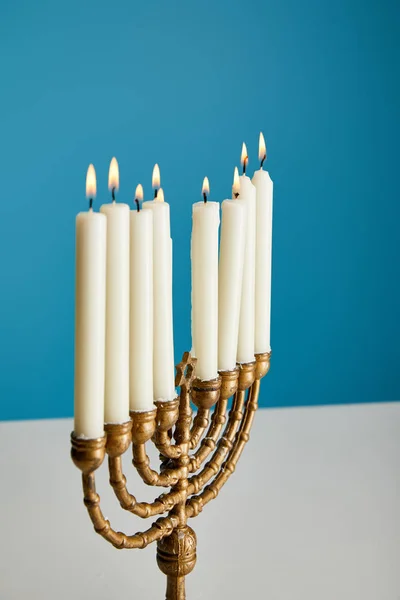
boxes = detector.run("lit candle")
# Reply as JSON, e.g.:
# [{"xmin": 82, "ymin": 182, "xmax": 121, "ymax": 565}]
[
  {"xmin": 237, "ymin": 143, "xmax": 256, "ymax": 364},
  {"xmin": 74, "ymin": 165, "xmax": 106, "ymax": 439},
  {"xmin": 152, "ymin": 163, "xmax": 161, "ymax": 198},
  {"xmin": 191, "ymin": 177, "xmax": 220, "ymax": 380},
  {"xmin": 252, "ymin": 133, "xmax": 273, "ymax": 353},
  {"xmin": 143, "ymin": 171, "xmax": 176, "ymax": 402},
  {"xmin": 100, "ymin": 158, "xmax": 130, "ymax": 424},
  {"xmin": 129, "ymin": 185, "xmax": 154, "ymax": 411},
  {"xmin": 218, "ymin": 168, "xmax": 246, "ymax": 372}
]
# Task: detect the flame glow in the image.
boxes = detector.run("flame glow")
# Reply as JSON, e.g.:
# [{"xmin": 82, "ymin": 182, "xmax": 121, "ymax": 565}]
[
  {"xmin": 135, "ymin": 184, "xmax": 144, "ymax": 201},
  {"xmin": 202, "ymin": 176, "xmax": 210, "ymax": 196},
  {"xmin": 240, "ymin": 143, "xmax": 248, "ymax": 168},
  {"xmin": 232, "ymin": 167, "xmax": 240, "ymax": 196},
  {"xmin": 259, "ymin": 132, "xmax": 266, "ymax": 162},
  {"xmin": 152, "ymin": 164, "xmax": 161, "ymax": 189},
  {"xmin": 156, "ymin": 187, "xmax": 165, "ymax": 202},
  {"xmin": 86, "ymin": 164, "xmax": 96, "ymax": 198},
  {"xmin": 108, "ymin": 157, "xmax": 119, "ymax": 192}
]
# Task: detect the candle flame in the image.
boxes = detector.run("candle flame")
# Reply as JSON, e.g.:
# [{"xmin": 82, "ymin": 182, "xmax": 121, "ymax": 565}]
[
  {"xmin": 202, "ymin": 176, "xmax": 210, "ymax": 196},
  {"xmin": 108, "ymin": 157, "xmax": 119, "ymax": 192},
  {"xmin": 156, "ymin": 187, "xmax": 165, "ymax": 202},
  {"xmin": 259, "ymin": 132, "xmax": 267, "ymax": 163},
  {"xmin": 240, "ymin": 143, "xmax": 248, "ymax": 168},
  {"xmin": 135, "ymin": 184, "xmax": 144, "ymax": 201},
  {"xmin": 86, "ymin": 164, "xmax": 96, "ymax": 198},
  {"xmin": 152, "ymin": 164, "xmax": 160, "ymax": 189},
  {"xmin": 232, "ymin": 166, "xmax": 240, "ymax": 196}
]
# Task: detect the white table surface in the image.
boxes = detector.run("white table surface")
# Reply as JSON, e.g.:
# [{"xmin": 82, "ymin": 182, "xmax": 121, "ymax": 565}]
[{"xmin": 0, "ymin": 403, "xmax": 399, "ymax": 600}]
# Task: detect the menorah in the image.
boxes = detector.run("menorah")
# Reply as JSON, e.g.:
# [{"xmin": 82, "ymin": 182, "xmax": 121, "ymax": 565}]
[{"xmin": 71, "ymin": 349, "xmax": 271, "ymax": 599}]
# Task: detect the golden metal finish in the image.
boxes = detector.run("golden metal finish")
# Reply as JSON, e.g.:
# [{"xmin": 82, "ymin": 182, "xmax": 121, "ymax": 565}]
[
  {"xmin": 254, "ymin": 351, "xmax": 271, "ymax": 380},
  {"xmin": 71, "ymin": 434, "xmax": 106, "ymax": 474},
  {"xmin": 105, "ymin": 421, "xmax": 132, "ymax": 457},
  {"xmin": 237, "ymin": 360, "xmax": 256, "ymax": 390},
  {"xmin": 71, "ymin": 350, "xmax": 271, "ymax": 599},
  {"xmin": 191, "ymin": 375, "xmax": 222, "ymax": 409}
]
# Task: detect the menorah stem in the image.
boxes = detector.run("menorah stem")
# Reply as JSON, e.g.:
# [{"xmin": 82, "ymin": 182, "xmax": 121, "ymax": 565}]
[
  {"xmin": 156, "ymin": 371, "xmax": 197, "ymax": 599},
  {"xmin": 157, "ymin": 525, "xmax": 197, "ymax": 600},
  {"xmin": 166, "ymin": 575, "xmax": 186, "ymax": 600}
]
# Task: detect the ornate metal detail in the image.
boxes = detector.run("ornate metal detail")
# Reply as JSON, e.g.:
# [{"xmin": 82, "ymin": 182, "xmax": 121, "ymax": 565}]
[{"xmin": 71, "ymin": 351, "xmax": 271, "ymax": 599}]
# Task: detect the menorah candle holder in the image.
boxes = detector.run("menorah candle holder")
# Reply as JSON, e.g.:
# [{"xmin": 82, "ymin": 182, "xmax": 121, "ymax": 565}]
[{"xmin": 71, "ymin": 350, "xmax": 271, "ymax": 600}]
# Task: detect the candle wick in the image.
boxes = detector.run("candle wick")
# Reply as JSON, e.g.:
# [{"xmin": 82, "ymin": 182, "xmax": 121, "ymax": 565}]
[
  {"xmin": 203, "ymin": 192, "xmax": 208, "ymax": 204},
  {"xmin": 112, "ymin": 187, "xmax": 116, "ymax": 202},
  {"xmin": 242, "ymin": 158, "xmax": 248, "ymax": 176},
  {"xmin": 154, "ymin": 188, "xmax": 158, "ymax": 199},
  {"xmin": 234, "ymin": 192, "xmax": 239, "ymax": 199},
  {"xmin": 135, "ymin": 198, "xmax": 140, "ymax": 212},
  {"xmin": 89, "ymin": 198, "xmax": 93, "ymax": 210},
  {"xmin": 260, "ymin": 154, "xmax": 266, "ymax": 169}
]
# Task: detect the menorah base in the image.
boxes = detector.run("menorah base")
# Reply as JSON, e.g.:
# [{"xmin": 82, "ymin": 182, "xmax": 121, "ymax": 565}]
[{"xmin": 157, "ymin": 526, "xmax": 197, "ymax": 600}]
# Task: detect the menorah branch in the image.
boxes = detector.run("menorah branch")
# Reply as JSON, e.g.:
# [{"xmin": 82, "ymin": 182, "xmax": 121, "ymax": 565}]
[
  {"xmin": 153, "ymin": 398, "xmax": 184, "ymax": 460},
  {"xmin": 189, "ymin": 407, "xmax": 210, "ymax": 449},
  {"xmin": 186, "ymin": 377, "xmax": 260, "ymax": 516},
  {"xmin": 130, "ymin": 410, "xmax": 184, "ymax": 487},
  {"xmin": 108, "ymin": 456, "xmax": 183, "ymax": 517},
  {"xmin": 83, "ymin": 471, "xmax": 179, "ymax": 549},
  {"xmin": 71, "ymin": 350, "xmax": 271, "ymax": 600}
]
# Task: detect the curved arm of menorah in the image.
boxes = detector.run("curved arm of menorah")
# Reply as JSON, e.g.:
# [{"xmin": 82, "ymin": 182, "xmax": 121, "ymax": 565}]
[
  {"xmin": 189, "ymin": 407, "xmax": 210, "ymax": 449},
  {"xmin": 108, "ymin": 455, "xmax": 183, "ymax": 517},
  {"xmin": 188, "ymin": 368, "xmax": 240, "ymax": 473},
  {"xmin": 70, "ymin": 433, "xmax": 180, "ymax": 548},
  {"xmin": 186, "ymin": 352, "xmax": 271, "ymax": 517},
  {"xmin": 186, "ymin": 378, "xmax": 260, "ymax": 518},
  {"xmin": 104, "ymin": 413, "xmax": 183, "ymax": 489},
  {"xmin": 133, "ymin": 438, "xmax": 185, "ymax": 487},
  {"xmin": 83, "ymin": 471, "xmax": 179, "ymax": 549},
  {"xmin": 187, "ymin": 385, "xmax": 247, "ymax": 494},
  {"xmin": 152, "ymin": 398, "xmax": 184, "ymax": 460},
  {"xmin": 187, "ymin": 362, "xmax": 257, "ymax": 492}
]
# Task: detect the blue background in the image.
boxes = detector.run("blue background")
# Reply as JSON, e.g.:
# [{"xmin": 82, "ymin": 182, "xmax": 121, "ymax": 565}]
[{"xmin": 0, "ymin": 0, "xmax": 399, "ymax": 420}]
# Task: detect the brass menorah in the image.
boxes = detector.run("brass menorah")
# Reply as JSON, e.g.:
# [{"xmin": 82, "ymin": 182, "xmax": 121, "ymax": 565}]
[{"xmin": 71, "ymin": 350, "xmax": 271, "ymax": 599}]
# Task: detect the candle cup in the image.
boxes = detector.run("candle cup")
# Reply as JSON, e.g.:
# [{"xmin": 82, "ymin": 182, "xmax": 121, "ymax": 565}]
[
  {"xmin": 254, "ymin": 351, "xmax": 272, "ymax": 381},
  {"xmin": 70, "ymin": 433, "xmax": 106, "ymax": 474},
  {"xmin": 155, "ymin": 398, "xmax": 180, "ymax": 432},
  {"xmin": 130, "ymin": 409, "xmax": 157, "ymax": 445},
  {"xmin": 237, "ymin": 361, "xmax": 256, "ymax": 391},
  {"xmin": 218, "ymin": 367, "xmax": 240, "ymax": 400},
  {"xmin": 104, "ymin": 420, "xmax": 132, "ymax": 458},
  {"xmin": 191, "ymin": 376, "xmax": 221, "ymax": 410}
]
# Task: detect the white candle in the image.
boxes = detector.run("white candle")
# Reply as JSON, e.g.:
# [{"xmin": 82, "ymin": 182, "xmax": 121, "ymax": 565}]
[
  {"xmin": 237, "ymin": 144, "xmax": 257, "ymax": 364},
  {"xmin": 252, "ymin": 133, "xmax": 273, "ymax": 354},
  {"xmin": 99, "ymin": 158, "xmax": 130, "ymax": 424},
  {"xmin": 218, "ymin": 169, "xmax": 246, "ymax": 372},
  {"xmin": 74, "ymin": 165, "xmax": 106, "ymax": 439},
  {"xmin": 191, "ymin": 178, "xmax": 220, "ymax": 381},
  {"xmin": 130, "ymin": 185, "xmax": 154, "ymax": 411},
  {"xmin": 143, "ymin": 185, "xmax": 176, "ymax": 401}
]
